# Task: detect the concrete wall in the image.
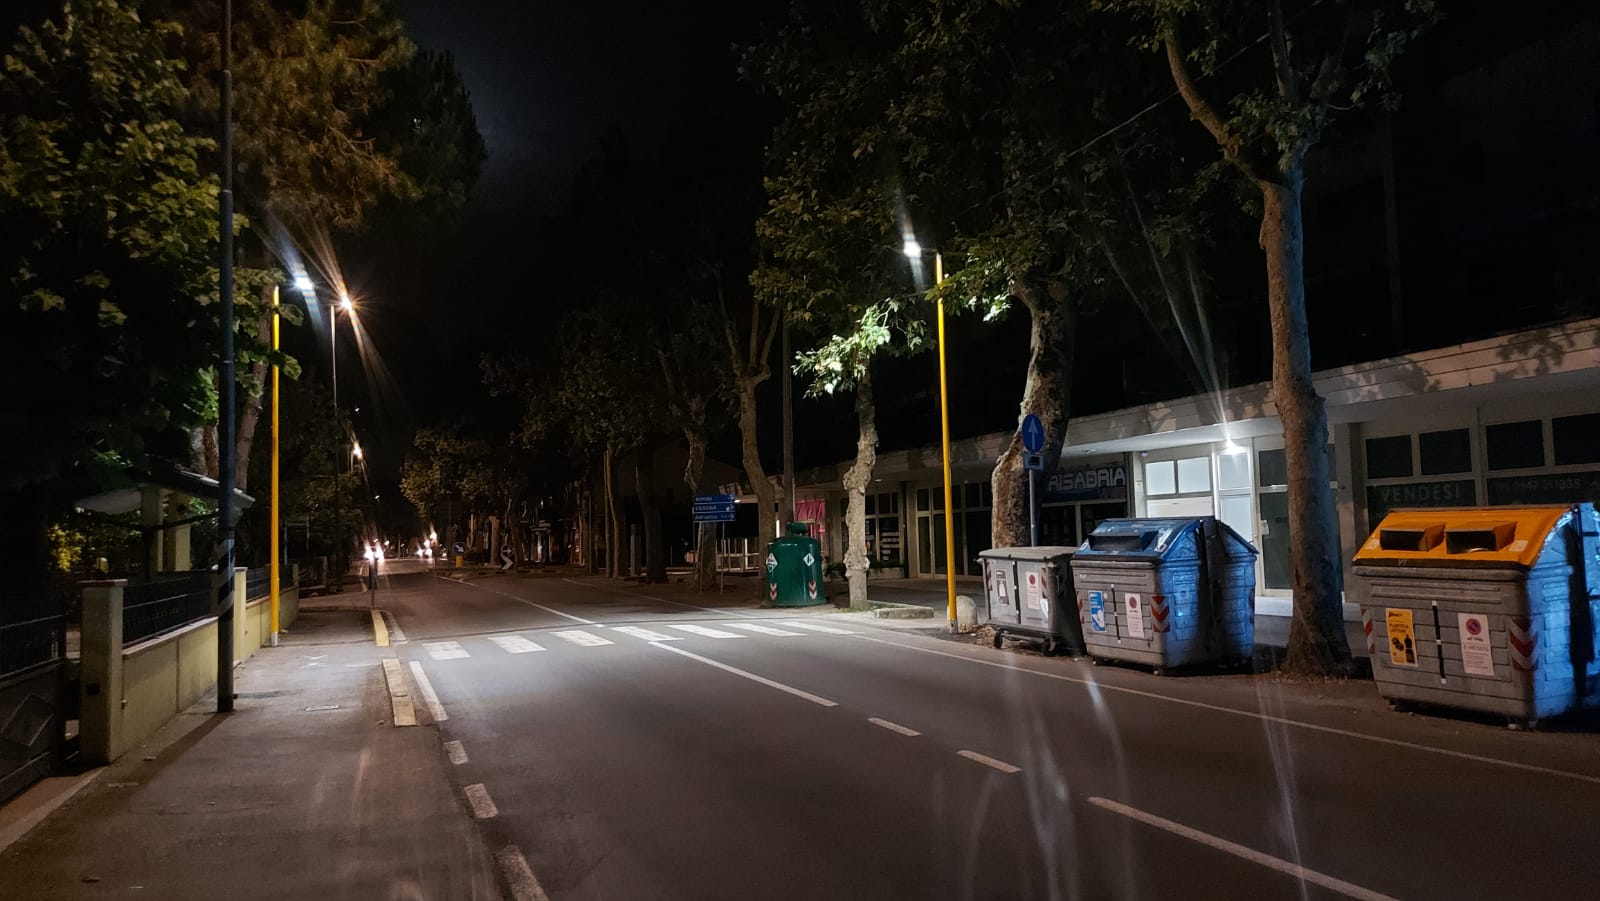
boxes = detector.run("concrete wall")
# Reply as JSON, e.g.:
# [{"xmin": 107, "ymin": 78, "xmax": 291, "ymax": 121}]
[{"xmin": 79, "ymin": 567, "xmax": 301, "ymax": 765}]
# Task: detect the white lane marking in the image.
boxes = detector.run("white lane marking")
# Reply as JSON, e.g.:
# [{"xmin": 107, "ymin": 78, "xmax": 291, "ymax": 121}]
[
  {"xmin": 653, "ymin": 643, "xmax": 837, "ymax": 707},
  {"xmin": 444, "ymin": 739, "xmax": 468, "ymax": 766},
  {"xmin": 666, "ymin": 623, "xmax": 745, "ymax": 639},
  {"xmin": 779, "ymin": 620, "xmax": 855, "ymax": 635},
  {"xmin": 383, "ymin": 610, "xmax": 408, "ymax": 643},
  {"xmin": 611, "ymin": 626, "xmax": 680, "ymax": 642},
  {"xmin": 1088, "ymin": 797, "xmax": 1400, "ymax": 901},
  {"xmin": 424, "ymin": 640, "xmax": 469, "ymax": 660},
  {"xmin": 464, "ymin": 783, "xmax": 498, "ymax": 819},
  {"xmin": 553, "ymin": 629, "xmax": 613, "ymax": 647},
  {"xmin": 495, "ymin": 845, "xmax": 552, "ymax": 901},
  {"xmin": 488, "ymin": 634, "xmax": 545, "ymax": 654},
  {"xmin": 560, "ymin": 577, "xmax": 758, "ymax": 618},
  {"xmin": 958, "ymin": 750, "xmax": 1022, "ymax": 774},
  {"xmin": 453, "ymin": 579, "xmax": 599, "ymax": 624},
  {"xmin": 380, "ymin": 658, "xmax": 416, "ymax": 727},
  {"xmin": 868, "ymin": 717, "xmax": 921, "ymax": 737},
  {"xmin": 849, "ymin": 634, "xmax": 1600, "ymax": 786},
  {"xmin": 725, "ymin": 622, "xmax": 803, "ymax": 637},
  {"xmin": 408, "ymin": 661, "xmax": 448, "ymax": 723}
]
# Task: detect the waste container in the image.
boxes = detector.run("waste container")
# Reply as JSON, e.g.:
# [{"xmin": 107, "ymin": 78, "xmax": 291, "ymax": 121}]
[
  {"xmin": 765, "ymin": 522, "xmax": 826, "ymax": 607},
  {"xmin": 1352, "ymin": 504, "xmax": 1600, "ymax": 727},
  {"xmin": 978, "ymin": 547, "xmax": 1081, "ymax": 655},
  {"xmin": 1070, "ymin": 517, "xmax": 1257, "ymax": 674}
]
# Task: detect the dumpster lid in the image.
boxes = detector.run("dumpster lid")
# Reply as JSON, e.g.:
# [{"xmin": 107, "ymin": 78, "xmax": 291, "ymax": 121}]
[
  {"xmin": 977, "ymin": 546, "xmax": 1077, "ymax": 563},
  {"xmin": 1075, "ymin": 518, "xmax": 1203, "ymax": 559},
  {"xmin": 1353, "ymin": 507, "xmax": 1573, "ymax": 569}
]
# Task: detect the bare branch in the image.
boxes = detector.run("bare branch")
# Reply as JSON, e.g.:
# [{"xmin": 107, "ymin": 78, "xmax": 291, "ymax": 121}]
[
  {"xmin": 1163, "ymin": 29, "xmax": 1275, "ymax": 181},
  {"xmin": 1268, "ymin": 0, "xmax": 1298, "ymax": 104}
]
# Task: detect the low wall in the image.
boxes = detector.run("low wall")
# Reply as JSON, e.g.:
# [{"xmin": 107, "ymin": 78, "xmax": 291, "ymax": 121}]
[{"xmin": 80, "ymin": 566, "xmax": 301, "ymax": 765}]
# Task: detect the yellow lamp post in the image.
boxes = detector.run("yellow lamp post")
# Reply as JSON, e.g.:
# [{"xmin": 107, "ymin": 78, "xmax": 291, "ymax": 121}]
[
  {"xmin": 269, "ymin": 286, "xmax": 281, "ymax": 646},
  {"xmin": 903, "ymin": 239, "xmax": 959, "ymax": 629}
]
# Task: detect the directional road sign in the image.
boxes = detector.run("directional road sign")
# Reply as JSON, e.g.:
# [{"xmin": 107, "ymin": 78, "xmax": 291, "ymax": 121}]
[
  {"xmin": 1021, "ymin": 413, "xmax": 1045, "ymax": 454},
  {"xmin": 693, "ymin": 493, "xmax": 737, "ymax": 523}
]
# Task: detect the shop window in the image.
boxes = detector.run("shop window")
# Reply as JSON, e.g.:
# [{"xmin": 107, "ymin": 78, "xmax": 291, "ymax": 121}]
[
  {"xmin": 964, "ymin": 482, "xmax": 981, "ymax": 508},
  {"xmin": 1553, "ymin": 413, "xmax": 1600, "ymax": 466},
  {"xmin": 1418, "ymin": 429, "xmax": 1472, "ymax": 475},
  {"xmin": 1218, "ymin": 452, "xmax": 1250, "ymax": 490},
  {"xmin": 1219, "ymin": 494, "xmax": 1254, "ymax": 543},
  {"xmin": 1365, "ymin": 435, "xmax": 1412, "ymax": 479},
  {"xmin": 1145, "ymin": 460, "xmax": 1177, "ymax": 495},
  {"xmin": 1486, "ymin": 420, "xmax": 1544, "ymax": 471},
  {"xmin": 1258, "ymin": 448, "xmax": 1288, "ymax": 487},
  {"xmin": 916, "ymin": 488, "xmax": 929, "ymax": 512},
  {"xmin": 1079, "ymin": 503, "xmax": 1126, "ymax": 538},
  {"xmin": 1177, "ymin": 457, "xmax": 1211, "ymax": 493},
  {"xmin": 1258, "ymin": 493, "xmax": 1342, "ymax": 593}
]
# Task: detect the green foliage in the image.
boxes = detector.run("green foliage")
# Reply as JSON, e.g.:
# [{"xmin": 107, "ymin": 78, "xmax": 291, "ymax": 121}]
[
  {"xmin": 0, "ymin": 0, "xmax": 221, "ymax": 497},
  {"xmin": 400, "ymin": 426, "xmax": 523, "ymax": 526}
]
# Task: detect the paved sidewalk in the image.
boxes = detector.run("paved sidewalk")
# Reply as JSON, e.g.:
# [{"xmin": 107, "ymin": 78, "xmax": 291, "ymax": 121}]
[{"xmin": 0, "ymin": 607, "xmax": 498, "ymax": 900}]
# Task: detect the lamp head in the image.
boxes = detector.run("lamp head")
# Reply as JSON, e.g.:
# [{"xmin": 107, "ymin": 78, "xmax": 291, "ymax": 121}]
[{"xmin": 901, "ymin": 239, "xmax": 923, "ymax": 259}]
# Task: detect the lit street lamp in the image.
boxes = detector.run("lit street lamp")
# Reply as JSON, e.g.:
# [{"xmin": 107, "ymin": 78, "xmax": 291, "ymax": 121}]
[
  {"xmin": 330, "ymin": 292, "xmax": 355, "ymax": 592},
  {"xmin": 903, "ymin": 238, "xmax": 959, "ymax": 630}
]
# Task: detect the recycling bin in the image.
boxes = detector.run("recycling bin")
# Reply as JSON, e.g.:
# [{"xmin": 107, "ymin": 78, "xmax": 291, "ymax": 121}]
[
  {"xmin": 765, "ymin": 522, "xmax": 826, "ymax": 607},
  {"xmin": 1352, "ymin": 504, "xmax": 1600, "ymax": 727},
  {"xmin": 1070, "ymin": 517, "xmax": 1257, "ymax": 674},
  {"xmin": 978, "ymin": 547, "xmax": 1081, "ymax": 655}
]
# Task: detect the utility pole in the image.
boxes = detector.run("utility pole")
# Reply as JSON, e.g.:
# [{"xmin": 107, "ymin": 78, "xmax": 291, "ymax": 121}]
[
  {"xmin": 781, "ymin": 316, "xmax": 796, "ymax": 525},
  {"xmin": 215, "ymin": 0, "xmax": 236, "ymax": 713},
  {"xmin": 269, "ymin": 287, "xmax": 281, "ymax": 646}
]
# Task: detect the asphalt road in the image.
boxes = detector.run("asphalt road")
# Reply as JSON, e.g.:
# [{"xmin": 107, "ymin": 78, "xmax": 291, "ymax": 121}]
[{"xmin": 378, "ymin": 563, "xmax": 1600, "ymax": 901}]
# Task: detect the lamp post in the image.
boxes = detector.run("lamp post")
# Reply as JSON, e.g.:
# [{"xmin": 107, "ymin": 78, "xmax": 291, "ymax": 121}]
[
  {"xmin": 903, "ymin": 239, "xmax": 959, "ymax": 631},
  {"xmin": 269, "ymin": 285, "xmax": 281, "ymax": 646},
  {"xmin": 330, "ymin": 292, "xmax": 354, "ymax": 591}
]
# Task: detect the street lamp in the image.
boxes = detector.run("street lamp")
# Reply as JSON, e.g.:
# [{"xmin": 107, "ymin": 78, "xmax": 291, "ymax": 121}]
[
  {"xmin": 329, "ymin": 292, "xmax": 356, "ymax": 592},
  {"xmin": 903, "ymin": 237, "xmax": 958, "ymax": 630}
]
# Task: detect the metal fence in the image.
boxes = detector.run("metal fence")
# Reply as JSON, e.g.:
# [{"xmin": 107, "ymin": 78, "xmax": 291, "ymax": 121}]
[
  {"xmin": 0, "ymin": 590, "xmax": 70, "ymax": 679},
  {"xmin": 245, "ymin": 566, "xmax": 269, "ymax": 601},
  {"xmin": 122, "ymin": 573, "xmax": 212, "ymax": 646}
]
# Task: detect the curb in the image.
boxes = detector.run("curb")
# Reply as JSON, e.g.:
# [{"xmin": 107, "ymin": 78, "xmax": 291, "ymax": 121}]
[{"xmin": 0, "ymin": 768, "xmax": 104, "ymax": 854}]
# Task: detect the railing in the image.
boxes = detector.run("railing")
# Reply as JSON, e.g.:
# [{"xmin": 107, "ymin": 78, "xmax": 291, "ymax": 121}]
[
  {"xmin": 245, "ymin": 566, "xmax": 269, "ymax": 601},
  {"xmin": 716, "ymin": 538, "xmax": 762, "ymax": 573},
  {"xmin": 122, "ymin": 573, "xmax": 212, "ymax": 646},
  {"xmin": 0, "ymin": 589, "xmax": 70, "ymax": 679}
]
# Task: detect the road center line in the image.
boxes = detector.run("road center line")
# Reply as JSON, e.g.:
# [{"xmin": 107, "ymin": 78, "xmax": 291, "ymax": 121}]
[
  {"xmin": 1087, "ymin": 797, "xmax": 1399, "ymax": 901},
  {"xmin": 867, "ymin": 717, "xmax": 921, "ymax": 737},
  {"xmin": 848, "ymin": 634, "xmax": 1600, "ymax": 785},
  {"xmin": 495, "ymin": 845, "xmax": 552, "ymax": 901},
  {"xmin": 408, "ymin": 661, "xmax": 449, "ymax": 722},
  {"xmin": 957, "ymin": 750, "xmax": 1022, "ymax": 773},
  {"xmin": 464, "ymin": 783, "xmax": 498, "ymax": 819},
  {"xmin": 652, "ymin": 643, "xmax": 837, "ymax": 707},
  {"xmin": 452, "ymin": 579, "xmax": 599, "ymax": 625},
  {"xmin": 370, "ymin": 609, "xmax": 390, "ymax": 647},
  {"xmin": 444, "ymin": 739, "xmax": 468, "ymax": 765}
]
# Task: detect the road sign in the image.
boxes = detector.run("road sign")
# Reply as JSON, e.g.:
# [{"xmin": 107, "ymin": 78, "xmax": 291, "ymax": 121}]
[
  {"xmin": 1021, "ymin": 413, "xmax": 1045, "ymax": 453},
  {"xmin": 452, "ymin": 541, "xmax": 466, "ymax": 556},
  {"xmin": 692, "ymin": 493, "xmax": 737, "ymax": 523},
  {"xmin": 1023, "ymin": 452, "xmax": 1045, "ymax": 472}
]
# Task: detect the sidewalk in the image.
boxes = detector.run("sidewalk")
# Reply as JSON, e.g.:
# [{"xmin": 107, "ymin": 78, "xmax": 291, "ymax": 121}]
[{"xmin": 0, "ymin": 607, "xmax": 498, "ymax": 900}]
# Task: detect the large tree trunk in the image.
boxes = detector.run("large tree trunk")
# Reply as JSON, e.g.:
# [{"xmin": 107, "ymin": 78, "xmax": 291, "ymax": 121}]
[
  {"xmin": 636, "ymin": 450, "xmax": 667, "ymax": 583},
  {"xmin": 736, "ymin": 375, "xmax": 777, "ymax": 551},
  {"xmin": 682, "ymin": 426, "xmax": 718, "ymax": 591},
  {"xmin": 1261, "ymin": 174, "xmax": 1351, "ymax": 674},
  {"xmin": 603, "ymin": 446, "xmax": 622, "ymax": 578},
  {"xmin": 842, "ymin": 368, "xmax": 876, "ymax": 609},
  {"xmin": 992, "ymin": 278, "xmax": 1075, "ymax": 549}
]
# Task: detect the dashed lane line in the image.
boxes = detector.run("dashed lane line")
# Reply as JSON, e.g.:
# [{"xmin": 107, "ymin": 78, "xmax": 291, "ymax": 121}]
[
  {"xmin": 1087, "ymin": 797, "xmax": 1400, "ymax": 901},
  {"xmin": 652, "ymin": 643, "xmax": 837, "ymax": 708},
  {"xmin": 444, "ymin": 740, "xmax": 468, "ymax": 766},
  {"xmin": 867, "ymin": 717, "xmax": 921, "ymax": 737},
  {"xmin": 496, "ymin": 845, "xmax": 552, "ymax": 901},
  {"xmin": 450, "ymin": 578, "xmax": 599, "ymax": 625},
  {"xmin": 408, "ymin": 660, "xmax": 448, "ymax": 722},
  {"xmin": 957, "ymin": 750, "xmax": 1022, "ymax": 774},
  {"xmin": 464, "ymin": 783, "xmax": 498, "ymax": 819}
]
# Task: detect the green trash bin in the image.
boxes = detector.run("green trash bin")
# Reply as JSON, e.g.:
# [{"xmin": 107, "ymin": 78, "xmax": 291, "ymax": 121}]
[{"xmin": 765, "ymin": 522, "xmax": 826, "ymax": 606}]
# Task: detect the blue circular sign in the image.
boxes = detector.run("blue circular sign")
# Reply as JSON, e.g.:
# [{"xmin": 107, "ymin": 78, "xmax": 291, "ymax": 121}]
[{"xmin": 1021, "ymin": 413, "xmax": 1045, "ymax": 453}]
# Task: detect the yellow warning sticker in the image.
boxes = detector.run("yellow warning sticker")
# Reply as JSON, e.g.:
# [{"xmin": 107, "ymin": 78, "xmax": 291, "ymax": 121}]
[{"xmin": 1386, "ymin": 608, "xmax": 1418, "ymax": 668}]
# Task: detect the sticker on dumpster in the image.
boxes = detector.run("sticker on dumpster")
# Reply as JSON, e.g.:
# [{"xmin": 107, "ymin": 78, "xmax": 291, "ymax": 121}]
[
  {"xmin": 1155, "ymin": 529, "xmax": 1173, "ymax": 552},
  {"xmin": 997, "ymin": 579, "xmax": 1008, "ymax": 602},
  {"xmin": 766, "ymin": 553, "xmax": 778, "ymax": 573},
  {"xmin": 803, "ymin": 552, "xmax": 815, "ymax": 567},
  {"xmin": 768, "ymin": 583, "xmax": 778, "ymax": 601},
  {"xmin": 1386, "ymin": 608, "xmax": 1418, "ymax": 667},
  {"xmin": 1458, "ymin": 613, "xmax": 1495, "ymax": 676},
  {"xmin": 1025, "ymin": 572, "xmax": 1041, "ymax": 610},
  {"xmin": 807, "ymin": 579, "xmax": 818, "ymax": 599},
  {"xmin": 1088, "ymin": 591, "xmax": 1106, "ymax": 633},
  {"xmin": 1507, "ymin": 540, "xmax": 1528, "ymax": 554},
  {"xmin": 1125, "ymin": 593, "xmax": 1146, "ymax": 639}
]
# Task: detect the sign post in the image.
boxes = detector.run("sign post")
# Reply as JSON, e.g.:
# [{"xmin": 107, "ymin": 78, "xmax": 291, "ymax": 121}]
[
  {"xmin": 1021, "ymin": 414, "xmax": 1045, "ymax": 547},
  {"xmin": 693, "ymin": 494, "xmax": 738, "ymax": 596}
]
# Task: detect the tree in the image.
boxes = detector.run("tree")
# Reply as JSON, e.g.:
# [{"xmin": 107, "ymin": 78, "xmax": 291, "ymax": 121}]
[
  {"xmin": 1104, "ymin": 0, "xmax": 1437, "ymax": 673},
  {"xmin": 0, "ymin": 0, "xmax": 222, "ymax": 591}
]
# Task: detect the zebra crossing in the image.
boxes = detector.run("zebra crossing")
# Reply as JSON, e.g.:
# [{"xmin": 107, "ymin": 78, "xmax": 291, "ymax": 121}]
[{"xmin": 420, "ymin": 620, "xmax": 857, "ymax": 662}]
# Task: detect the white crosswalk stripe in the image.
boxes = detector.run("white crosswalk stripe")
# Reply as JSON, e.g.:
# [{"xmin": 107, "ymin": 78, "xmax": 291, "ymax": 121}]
[
  {"xmin": 425, "ymin": 640, "xmax": 470, "ymax": 660},
  {"xmin": 778, "ymin": 621, "xmax": 856, "ymax": 635},
  {"xmin": 611, "ymin": 626, "xmax": 680, "ymax": 642},
  {"xmin": 553, "ymin": 630, "xmax": 613, "ymax": 647},
  {"xmin": 666, "ymin": 624, "xmax": 745, "ymax": 639},
  {"xmin": 724, "ymin": 622, "xmax": 803, "ymax": 637},
  {"xmin": 488, "ymin": 634, "xmax": 545, "ymax": 654}
]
